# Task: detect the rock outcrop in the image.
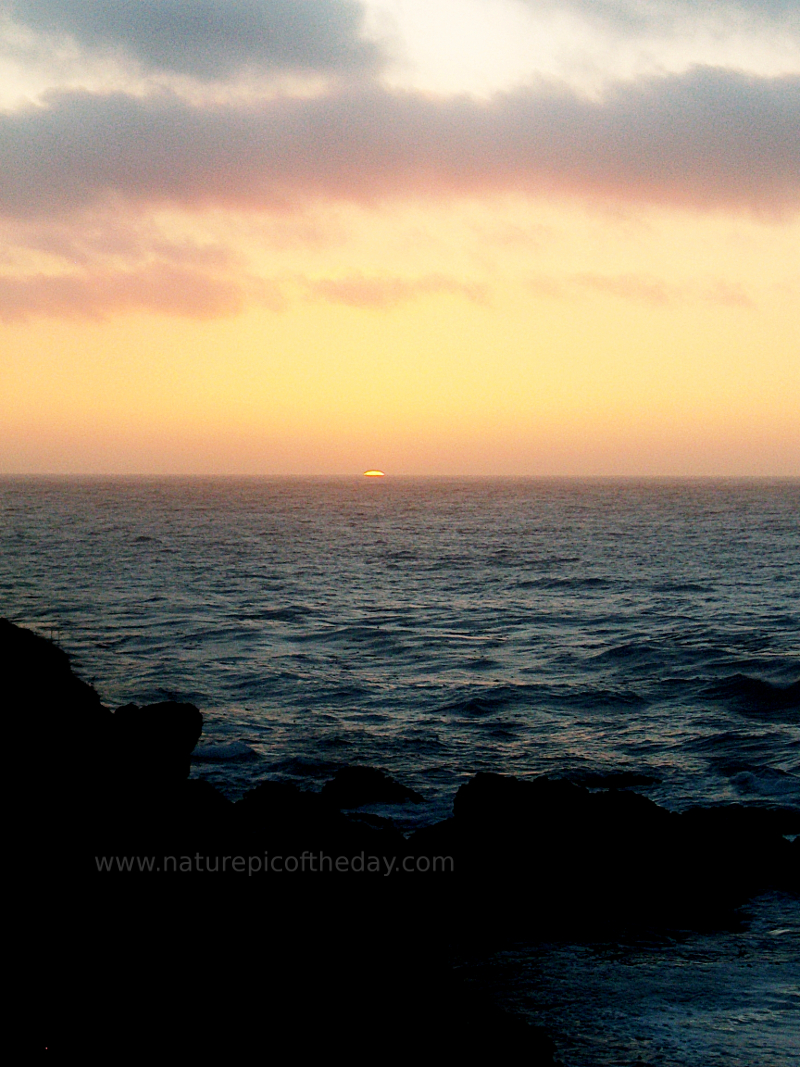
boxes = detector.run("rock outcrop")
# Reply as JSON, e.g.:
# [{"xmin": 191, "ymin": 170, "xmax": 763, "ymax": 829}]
[
  {"xmin": 11, "ymin": 618, "xmax": 796, "ymax": 1060},
  {"xmin": 8, "ymin": 619, "xmax": 555, "ymax": 1062},
  {"xmin": 320, "ymin": 765, "xmax": 424, "ymax": 808}
]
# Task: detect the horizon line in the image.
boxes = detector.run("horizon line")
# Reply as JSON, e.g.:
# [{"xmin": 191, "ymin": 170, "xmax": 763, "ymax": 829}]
[{"xmin": 1, "ymin": 473, "xmax": 798, "ymax": 481}]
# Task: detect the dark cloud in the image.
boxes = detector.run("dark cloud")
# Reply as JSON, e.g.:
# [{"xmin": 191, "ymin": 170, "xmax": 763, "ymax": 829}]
[
  {"xmin": 6, "ymin": 0, "xmax": 378, "ymax": 78},
  {"xmin": 0, "ymin": 67, "xmax": 798, "ymax": 218}
]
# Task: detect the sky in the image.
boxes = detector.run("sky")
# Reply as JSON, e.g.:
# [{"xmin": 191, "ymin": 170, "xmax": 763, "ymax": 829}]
[{"xmin": 1, "ymin": 0, "xmax": 798, "ymax": 475}]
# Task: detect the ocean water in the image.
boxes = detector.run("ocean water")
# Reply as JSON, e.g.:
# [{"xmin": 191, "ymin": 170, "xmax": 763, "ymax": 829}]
[
  {"xmin": 3, "ymin": 476, "xmax": 799, "ymax": 1065},
  {"xmin": 457, "ymin": 891, "xmax": 800, "ymax": 1067},
  {"xmin": 2, "ymin": 476, "xmax": 797, "ymax": 818}
]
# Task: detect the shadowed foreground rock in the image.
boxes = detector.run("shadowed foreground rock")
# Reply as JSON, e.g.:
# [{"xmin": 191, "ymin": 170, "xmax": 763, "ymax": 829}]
[
  {"xmin": 321, "ymin": 764, "xmax": 424, "ymax": 808},
  {"xmin": 8, "ymin": 620, "xmax": 555, "ymax": 1061},
  {"xmin": 10, "ymin": 619, "xmax": 797, "ymax": 1059},
  {"xmin": 411, "ymin": 771, "xmax": 798, "ymax": 940}
]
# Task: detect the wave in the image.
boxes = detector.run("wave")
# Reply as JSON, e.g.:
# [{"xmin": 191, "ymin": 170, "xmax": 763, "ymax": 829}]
[
  {"xmin": 688, "ymin": 731, "xmax": 785, "ymax": 757},
  {"xmin": 589, "ymin": 641, "xmax": 660, "ymax": 662},
  {"xmin": 436, "ymin": 683, "xmax": 545, "ymax": 716},
  {"xmin": 561, "ymin": 687, "xmax": 646, "ymax": 708},
  {"xmin": 649, "ymin": 581, "xmax": 711, "ymax": 593},
  {"xmin": 702, "ymin": 674, "xmax": 800, "ymax": 717},
  {"xmin": 192, "ymin": 741, "xmax": 256, "ymax": 761},
  {"xmin": 488, "ymin": 552, "xmax": 581, "ymax": 568},
  {"xmin": 436, "ymin": 683, "xmax": 646, "ymax": 716},
  {"xmin": 730, "ymin": 767, "xmax": 800, "ymax": 805},
  {"xmin": 286, "ymin": 625, "xmax": 405, "ymax": 650},
  {"xmin": 438, "ymin": 695, "xmax": 509, "ymax": 716},
  {"xmin": 233, "ymin": 605, "xmax": 315, "ymax": 622},
  {"xmin": 516, "ymin": 577, "xmax": 616, "ymax": 590},
  {"xmin": 266, "ymin": 756, "xmax": 342, "ymax": 777}
]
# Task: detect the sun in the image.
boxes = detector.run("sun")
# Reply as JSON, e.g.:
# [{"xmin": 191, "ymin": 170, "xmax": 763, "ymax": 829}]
[{"xmin": 363, "ymin": 470, "xmax": 386, "ymax": 477}]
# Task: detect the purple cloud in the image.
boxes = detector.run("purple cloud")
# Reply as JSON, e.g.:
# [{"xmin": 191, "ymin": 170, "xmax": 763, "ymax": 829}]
[{"xmin": 1, "ymin": 67, "xmax": 797, "ymax": 219}]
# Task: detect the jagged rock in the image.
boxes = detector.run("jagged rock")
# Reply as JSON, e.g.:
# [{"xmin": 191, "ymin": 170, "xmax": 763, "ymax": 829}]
[
  {"xmin": 236, "ymin": 778, "xmax": 406, "ymax": 856},
  {"xmin": 1, "ymin": 616, "xmax": 104, "ymax": 718},
  {"xmin": 11, "ymin": 615, "xmax": 790, "ymax": 1061},
  {"xmin": 321, "ymin": 765, "xmax": 423, "ymax": 808},
  {"xmin": 412, "ymin": 771, "xmax": 798, "ymax": 935},
  {"xmin": 3, "ymin": 617, "xmax": 114, "ymax": 788},
  {"xmin": 114, "ymin": 701, "xmax": 203, "ymax": 783},
  {"xmin": 238, "ymin": 779, "xmax": 335, "ymax": 826},
  {"xmin": 577, "ymin": 770, "xmax": 661, "ymax": 788}
]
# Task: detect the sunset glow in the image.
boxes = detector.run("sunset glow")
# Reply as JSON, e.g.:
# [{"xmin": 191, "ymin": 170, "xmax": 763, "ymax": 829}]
[{"xmin": 1, "ymin": 1, "xmax": 798, "ymax": 475}]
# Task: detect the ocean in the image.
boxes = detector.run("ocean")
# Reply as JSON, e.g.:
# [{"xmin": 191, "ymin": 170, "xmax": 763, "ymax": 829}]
[{"xmin": 3, "ymin": 476, "xmax": 799, "ymax": 1064}]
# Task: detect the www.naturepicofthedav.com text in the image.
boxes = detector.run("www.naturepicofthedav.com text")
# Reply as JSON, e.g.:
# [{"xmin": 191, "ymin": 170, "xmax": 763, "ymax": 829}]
[{"xmin": 95, "ymin": 853, "xmax": 454, "ymax": 876}]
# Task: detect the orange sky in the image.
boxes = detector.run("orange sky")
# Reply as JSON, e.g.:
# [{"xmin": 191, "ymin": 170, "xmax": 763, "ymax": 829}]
[{"xmin": 1, "ymin": 1, "xmax": 798, "ymax": 474}]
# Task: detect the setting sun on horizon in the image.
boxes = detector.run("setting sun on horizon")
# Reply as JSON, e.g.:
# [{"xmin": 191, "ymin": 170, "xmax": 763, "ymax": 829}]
[{"xmin": 0, "ymin": 1, "xmax": 797, "ymax": 476}]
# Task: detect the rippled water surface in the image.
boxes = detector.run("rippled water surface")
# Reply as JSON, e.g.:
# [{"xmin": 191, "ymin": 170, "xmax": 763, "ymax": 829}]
[{"xmin": 2, "ymin": 477, "xmax": 798, "ymax": 820}]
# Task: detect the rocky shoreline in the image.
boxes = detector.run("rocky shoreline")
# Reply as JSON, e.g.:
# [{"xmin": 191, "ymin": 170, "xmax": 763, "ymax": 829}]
[{"xmin": 8, "ymin": 617, "xmax": 796, "ymax": 1060}]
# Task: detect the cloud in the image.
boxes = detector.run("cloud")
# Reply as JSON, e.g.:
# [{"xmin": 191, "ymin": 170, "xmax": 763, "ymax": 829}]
[
  {"xmin": 0, "ymin": 211, "xmax": 239, "ymax": 269},
  {"xmin": 521, "ymin": 0, "xmax": 800, "ymax": 31},
  {"xmin": 573, "ymin": 272, "xmax": 757, "ymax": 307},
  {"xmin": 305, "ymin": 273, "xmax": 486, "ymax": 308},
  {"xmin": 5, "ymin": 0, "xmax": 378, "ymax": 79},
  {"xmin": 0, "ymin": 203, "xmax": 488, "ymax": 320},
  {"xmin": 701, "ymin": 279, "xmax": 755, "ymax": 307},
  {"xmin": 0, "ymin": 217, "xmax": 486, "ymax": 320},
  {"xmin": 1, "ymin": 67, "xmax": 797, "ymax": 219},
  {"xmin": 526, "ymin": 271, "xmax": 757, "ymax": 307},
  {"xmin": 573, "ymin": 272, "xmax": 676, "ymax": 304},
  {"xmin": 0, "ymin": 263, "xmax": 284, "ymax": 321}
]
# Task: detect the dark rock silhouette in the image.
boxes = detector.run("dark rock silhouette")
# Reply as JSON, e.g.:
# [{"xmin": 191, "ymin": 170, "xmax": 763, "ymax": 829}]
[
  {"xmin": 320, "ymin": 764, "xmax": 424, "ymax": 808},
  {"xmin": 1, "ymin": 616, "xmax": 103, "ymax": 716},
  {"xmin": 235, "ymin": 777, "xmax": 407, "ymax": 858},
  {"xmin": 114, "ymin": 700, "xmax": 202, "ymax": 783},
  {"xmin": 12, "ymin": 617, "xmax": 797, "ymax": 1059},
  {"xmin": 575, "ymin": 770, "xmax": 661, "ymax": 788},
  {"xmin": 411, "ymin": 771, "xmax": 798, "ymax": 938},
  {"xmin": 3, "ymin": 616, "xmax": 112, "ymax": 791},
  {"xmin": 10, "ymin": 619, "xmax": 555, "ymax": 1061}
]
